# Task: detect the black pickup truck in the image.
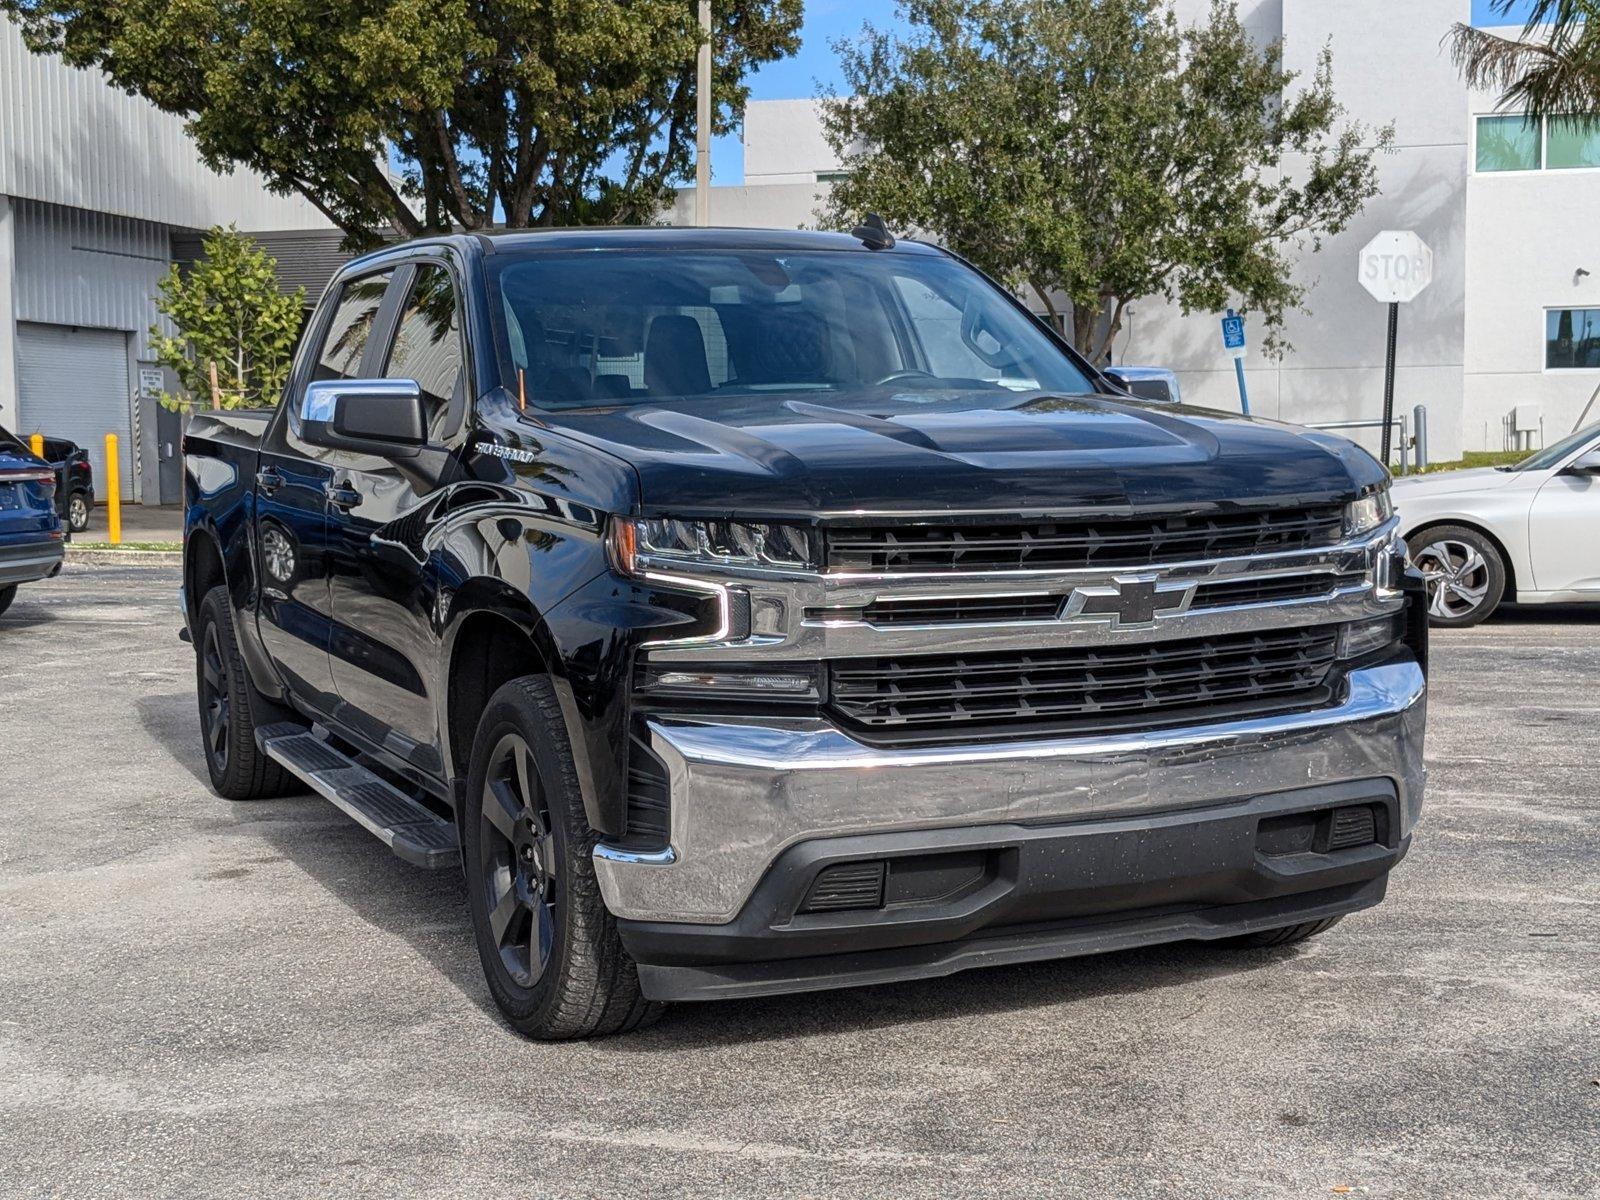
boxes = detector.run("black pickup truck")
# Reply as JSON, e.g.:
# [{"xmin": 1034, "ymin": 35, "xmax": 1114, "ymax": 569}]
[{"xmin": 182, "ymin": 227, "xmax": 1428, "ymax": 1038}]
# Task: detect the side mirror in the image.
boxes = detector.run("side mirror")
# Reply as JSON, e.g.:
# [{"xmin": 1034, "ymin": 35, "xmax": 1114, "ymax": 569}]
[
  {"xmin": 1102, "ymin": 370, "xmax": 1131, "ymax": 394},
  {"xmin": 1563, "ymin": 448, "xmax": 1600, "ymax": 477},
  {"xmin": 299, "ymin": 379, "xmax": 426, "ymax": 455}
]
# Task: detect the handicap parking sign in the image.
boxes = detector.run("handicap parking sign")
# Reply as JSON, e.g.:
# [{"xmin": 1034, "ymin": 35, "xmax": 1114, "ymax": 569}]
[{"xmin": 1221, "ymin": 314, "xmax": 1246, "ymax": 358}]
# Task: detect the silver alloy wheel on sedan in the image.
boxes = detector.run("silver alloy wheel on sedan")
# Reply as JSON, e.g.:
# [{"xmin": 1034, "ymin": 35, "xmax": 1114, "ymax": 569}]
[{"xmin": 1412, "ymin": 537, "xmax": 1492, "ymax": 621}]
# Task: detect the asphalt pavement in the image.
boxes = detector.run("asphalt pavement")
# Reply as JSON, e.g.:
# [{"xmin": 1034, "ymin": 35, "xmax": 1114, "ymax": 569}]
[{"xmin": 1, "ymin": 563, "xmax": 1595, "ymax": 1199}]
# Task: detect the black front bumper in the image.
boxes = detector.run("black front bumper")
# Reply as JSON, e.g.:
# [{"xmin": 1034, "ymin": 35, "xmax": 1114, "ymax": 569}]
[{"xmin": 619, "ymin": 780, "xmax": 1408, "ymax": 1002}]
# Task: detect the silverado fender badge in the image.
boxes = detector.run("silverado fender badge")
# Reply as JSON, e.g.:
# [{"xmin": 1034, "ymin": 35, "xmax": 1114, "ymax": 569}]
[{"xmin": 473, "ymin": 439, "xmax": 538, "ymax": 465}]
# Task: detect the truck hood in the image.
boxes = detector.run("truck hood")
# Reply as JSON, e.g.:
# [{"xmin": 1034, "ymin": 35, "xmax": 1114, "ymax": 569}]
[{"xmin": 544, "ymin": 390, "xmax": 1385, "ymax": 516}]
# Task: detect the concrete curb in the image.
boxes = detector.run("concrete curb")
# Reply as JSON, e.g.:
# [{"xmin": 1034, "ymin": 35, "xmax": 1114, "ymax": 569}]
[{"xmin": 65, "ymin": 547, "xmax": 182, "ymax": 567}]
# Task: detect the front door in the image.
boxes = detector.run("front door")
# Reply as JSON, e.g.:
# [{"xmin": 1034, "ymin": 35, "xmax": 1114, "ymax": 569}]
[
  {"xmin": 254, "ymin": 267, "xmax": 395, "ymax": 712},
  {"xmin": 1529, "ymin": 456, "xmax": 1600, "ymax": 593},
  {"xmin": 326, "ymin": 262, "xmax": 468, "ymax": 776}
]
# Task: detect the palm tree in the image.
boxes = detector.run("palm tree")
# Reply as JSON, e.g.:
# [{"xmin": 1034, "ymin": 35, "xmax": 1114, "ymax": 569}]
[{"xmin": 1448, "ymin": 1, "xmax": 1600, "ymax": 118}]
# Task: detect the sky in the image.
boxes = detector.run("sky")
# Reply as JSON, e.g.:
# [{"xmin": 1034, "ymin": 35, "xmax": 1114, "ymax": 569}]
[{"xmin": 711, "ymin": 0, "xmax": 1548, "ymax": 183}]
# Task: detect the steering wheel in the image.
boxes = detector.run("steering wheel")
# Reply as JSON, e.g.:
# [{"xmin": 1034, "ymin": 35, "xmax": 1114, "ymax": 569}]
[{"xmin": 872, "ymin": 369, "xmax": 943, "ymax": 387}]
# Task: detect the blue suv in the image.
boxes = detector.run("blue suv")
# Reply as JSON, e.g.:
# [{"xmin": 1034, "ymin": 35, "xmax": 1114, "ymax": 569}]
[{"xmin": 0, "ymin": 423, "xmax": 65, "ymax": 618}]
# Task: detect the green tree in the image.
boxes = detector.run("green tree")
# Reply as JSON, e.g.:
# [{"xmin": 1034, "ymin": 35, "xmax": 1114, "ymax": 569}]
[
  {"xmin": 2, "ymin": 0, "xmax": 802, "ymax": 246},
  {"xmin": 150, "ymin": 227, "xmax": 306, "ymax": 411},
  {"xmin": 1450, "ymin": 1, "xmax": 1600, "ymax": 120},
  {"xmin": 820, "ymin": 0, "xmax": 1391, "ymax": 361}
]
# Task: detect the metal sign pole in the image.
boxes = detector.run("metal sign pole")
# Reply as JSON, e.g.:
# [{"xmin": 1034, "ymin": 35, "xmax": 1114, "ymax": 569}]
[
  {"xmin": 1222, "ymin": 309, "xmax": 1249, "ymax": 415},
  {"xmin": 695, "ymin": 1, "xmax": 712, "ymax": 228},
  {"xmin": 1381, "ymin": 301, "xmax": 1398, "ymax": 464}
]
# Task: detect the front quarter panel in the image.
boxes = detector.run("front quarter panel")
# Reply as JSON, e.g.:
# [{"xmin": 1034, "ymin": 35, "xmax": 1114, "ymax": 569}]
[{"xmin": 1394, "ymin": 473, "xmax": 1539, "ymax": 592}]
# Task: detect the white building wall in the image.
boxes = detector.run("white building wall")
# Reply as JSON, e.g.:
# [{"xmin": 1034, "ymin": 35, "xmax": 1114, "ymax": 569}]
[
  {"xmin": 668, "ymin": 181, "xmax": 830, "ymax": 228},
  {"xmin": 1463, "ymin": 36, "xmax": 1600, "ymax": 450},
  {"xmin": 0, "ymin": 21, "xmax": 328, "ymax": 231},
  {"xmin": 1135, "ymin": 0, "xmax": 1469, "ymax": 462},
  {"xmin": 744, "ymin": 99, "xmax": 845, "ymax": 185}
]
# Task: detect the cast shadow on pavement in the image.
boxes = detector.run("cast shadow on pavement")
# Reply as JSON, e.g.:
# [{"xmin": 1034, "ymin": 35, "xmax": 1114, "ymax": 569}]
[{"xmin": 131, "ymin": 690, "xmax": 1302, "ymax": 1046}]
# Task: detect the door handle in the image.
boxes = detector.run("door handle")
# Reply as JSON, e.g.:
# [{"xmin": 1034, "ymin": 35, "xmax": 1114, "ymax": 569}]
[
  {"xmin": 325, "ymin": 482, "xmax": 362, "ymax": 511},
  {"xmin": 255, "ymin": 467, "xmax": 284, "ymax": 495}
]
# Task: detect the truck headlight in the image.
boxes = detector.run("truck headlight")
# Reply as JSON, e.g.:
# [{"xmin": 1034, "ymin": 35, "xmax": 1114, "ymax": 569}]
[
  {"xmin": 610, "ymin": 517, "xmax": 818, "ymax": 575},
  {"xmin": 1343, "ymin": 488, "xmax": 1394, "ymax": 539}
]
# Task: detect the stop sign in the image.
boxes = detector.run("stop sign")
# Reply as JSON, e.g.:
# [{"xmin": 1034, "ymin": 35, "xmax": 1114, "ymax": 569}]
[{"xmin": 1359, "ymin": 230, "xmax": 1433, "ymax": 304}]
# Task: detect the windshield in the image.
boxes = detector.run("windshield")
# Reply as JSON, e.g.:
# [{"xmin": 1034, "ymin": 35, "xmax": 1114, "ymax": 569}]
[
  {"xmin": 490, "ymin": 249, "xmax": 1096, "ymax": 410},
  {"xmin": 1502, "ymin": 422, "xmax": 1600, "ymax": 471},
  {"xmin": 0, "ymin": 424, "xmax": 27, "ymax": 455}
]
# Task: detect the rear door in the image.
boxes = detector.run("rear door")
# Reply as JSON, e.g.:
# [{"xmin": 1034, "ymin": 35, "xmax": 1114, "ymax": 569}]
[
  {"xmin": 325, "ymin": 260, "xmax": 469, "ymax": 775},
  {"xmin": 255, "ymin": 268, "xmax": 396, "ymax": 710}
]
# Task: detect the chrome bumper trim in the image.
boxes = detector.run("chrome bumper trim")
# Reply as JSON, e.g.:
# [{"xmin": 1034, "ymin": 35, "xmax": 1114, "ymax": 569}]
[{"xmin": 593, "ymin": 659, "xmax": 1427, "ymax": 924}]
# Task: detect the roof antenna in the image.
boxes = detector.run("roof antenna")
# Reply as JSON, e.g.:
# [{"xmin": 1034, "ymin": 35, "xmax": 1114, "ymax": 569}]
[{"xmin": 851, "ymin": 212, "xmax": 896, "ymax": 250}]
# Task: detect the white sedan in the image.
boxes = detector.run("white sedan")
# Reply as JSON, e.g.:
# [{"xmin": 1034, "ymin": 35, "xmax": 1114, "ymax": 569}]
[{"xmin": 1393, "ymin": 422, "xmax": 1600, "ymax": 626}]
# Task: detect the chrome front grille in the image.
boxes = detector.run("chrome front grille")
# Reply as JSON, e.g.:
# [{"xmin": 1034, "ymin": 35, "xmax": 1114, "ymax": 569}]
[
  {"xmin": 825, "ymin": 506, "xmax": 1347, "ymax": 574},
  {"xmin": 828, "ymin": 625, "xmax": 1340, "ymax": 736},
  {"xmin": 836, "ymin": 570, "xmax": 1367, "ymax": 628}
]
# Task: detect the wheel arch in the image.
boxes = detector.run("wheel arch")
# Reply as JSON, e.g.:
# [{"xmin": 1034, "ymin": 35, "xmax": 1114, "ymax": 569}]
[
  {"xmin": 1405, "ymin": 517, "xmax": 1518, "ymax": 602},
  {"xmin": 184, "ymin": 524, "xmax": 227, "ymax": 629}
]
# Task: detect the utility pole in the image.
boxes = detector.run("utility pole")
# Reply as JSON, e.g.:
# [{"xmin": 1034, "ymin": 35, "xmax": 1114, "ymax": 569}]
[{"xmin": 695, "ymin": 1, "xmax": 711, "ymax": 227}]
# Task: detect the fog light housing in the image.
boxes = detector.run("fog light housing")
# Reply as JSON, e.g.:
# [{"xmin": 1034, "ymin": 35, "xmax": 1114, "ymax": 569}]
[
  {"xmin": 1338, "ymin": 614, "xmax": 1403, "ymax": 660},
  {"xmin": 636, "ymin": 661, "xmax": 823, "ymax": 703}
]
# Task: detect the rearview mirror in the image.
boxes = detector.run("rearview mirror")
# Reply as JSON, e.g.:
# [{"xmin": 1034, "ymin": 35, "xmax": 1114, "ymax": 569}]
[
  {"xmin": 299, "ymin": 379, "xmax": 426, "ymax": 454},
  {"xmin": 1102, "ymin": 370, "xmax": 1131, "ymax": 393},
  {"xmin": 1563, "ymin": 448, "xmax": 1600, "ymax": 476}
]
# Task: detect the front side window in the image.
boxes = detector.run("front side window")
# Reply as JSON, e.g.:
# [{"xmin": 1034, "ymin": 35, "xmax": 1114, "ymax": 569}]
[
  {"xmin": 382, "ymin": 264, "xmax": 464, "ymax": 434},
  {"xmin": 491, "ymin": 249, "xmax": 1094, "ymax": 410},
  {"xmin": 1546, "ymin": 308, "xmax": 1600, "ymax": 370},
  {"xmin": 315, "ymin": 270, "xmax": 393, "ymax": 382}
]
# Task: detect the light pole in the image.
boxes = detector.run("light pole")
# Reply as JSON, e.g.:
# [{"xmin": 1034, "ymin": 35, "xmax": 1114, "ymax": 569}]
[{"xmin": 695, "ymin": 1, "xmax": 711, "ymax": 227}]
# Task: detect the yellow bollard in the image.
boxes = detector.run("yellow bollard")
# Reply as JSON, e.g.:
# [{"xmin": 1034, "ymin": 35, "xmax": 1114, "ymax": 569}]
[
  {"xmin": 29, "ymin": 433, "xmax": 44, "ymax": 459},
  {"xmin": 104, "ymin": 433, "xmax": 121, "ymax": 545}
]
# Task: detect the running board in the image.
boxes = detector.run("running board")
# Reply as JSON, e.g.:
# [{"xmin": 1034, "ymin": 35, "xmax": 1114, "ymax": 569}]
[{"xmin": 256, "ymin": 723, "xmax": 459, "ymax": 869}]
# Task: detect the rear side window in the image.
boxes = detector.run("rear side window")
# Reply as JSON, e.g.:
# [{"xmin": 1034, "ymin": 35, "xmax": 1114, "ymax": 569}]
[
  {"xmin": 315, "ymin": 271, "xmax": 393, "ymax": 382},
  {"xmin": 382, "ymin": 264, "xmax": 464, "ymax": 432}
]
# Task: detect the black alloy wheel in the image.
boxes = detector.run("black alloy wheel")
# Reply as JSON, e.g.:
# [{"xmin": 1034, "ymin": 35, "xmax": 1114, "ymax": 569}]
[
  {"xmin": 199, "ymin": 620, "xmax": 232, "ymax": 776},
  {"xmin": 478, "ymin": 731, "xmax": 559, "ymax": 989}
]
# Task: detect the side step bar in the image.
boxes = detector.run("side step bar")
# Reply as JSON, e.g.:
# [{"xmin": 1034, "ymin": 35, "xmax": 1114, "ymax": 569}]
[{"xmin": 256, "ymin": 723, "xmax": 459, "ymax": 869}]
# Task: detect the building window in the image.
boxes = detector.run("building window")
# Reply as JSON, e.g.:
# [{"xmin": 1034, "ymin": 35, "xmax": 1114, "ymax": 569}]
[
  {"xmin": 1546, "ymin": 308, "xmax": 1600, "ymax": 370},
  {"xmin": 816, "ymin": 171, "xmax": 851, "ymax": 184},
  {"xmin": 1545, "ymin": 117, "xmax": 1600, "ymax": 170},
  {"xmin": 1476, "ymin": 115, "xmax": 1540, "ymax": 172},
  {"xmin": 1476, "ymin": 113, "xmax": 1600, "ymax": 173}
]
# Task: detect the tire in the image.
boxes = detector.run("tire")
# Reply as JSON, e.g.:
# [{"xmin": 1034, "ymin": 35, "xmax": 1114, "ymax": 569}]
[
  {"xmin": 1407, "ymin": 524, "xmax": 1506, "ymax": 628},
  {"xmin": 1219, "ymin": 916, "xmax": 1343, "ymax": 949},
  {"xmin": 194, "ymin": 585, "xmax": 294, "ymax": 800},
  {"xmin": 0, "ymin": 585, "xmax": 15, "ymax": 618},
  {"xmin": 462, "ymin": 675, "xmax": 662, "ymax": 1039},
  {"xmin": 66, "ymin": 491, "xmax": 91, "ymax": 533}
]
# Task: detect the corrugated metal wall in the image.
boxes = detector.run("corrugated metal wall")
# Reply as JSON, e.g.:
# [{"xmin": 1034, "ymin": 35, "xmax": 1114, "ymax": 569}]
[
  {"xmin": 0, "ymin": 21, "xmax": 330, "ymax": 231},
  {"xmin": 173, "ymin": 227, "xmax": 357, "ymax": 306},
  {"xmin": 11, "ymin": 197, "xmax": 173, "ymax": 359}
]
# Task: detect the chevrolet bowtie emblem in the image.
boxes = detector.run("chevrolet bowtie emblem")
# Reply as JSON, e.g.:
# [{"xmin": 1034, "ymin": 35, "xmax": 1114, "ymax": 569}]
[{"xmin": 1062, "ymin": 575, "xmax": 1195, "ymax": 628}]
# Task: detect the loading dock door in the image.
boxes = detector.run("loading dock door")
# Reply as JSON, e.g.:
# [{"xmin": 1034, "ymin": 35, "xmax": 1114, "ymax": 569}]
[{"xmin": 15, "ymin": 322, "xmax": 135, "ymax": 501}]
